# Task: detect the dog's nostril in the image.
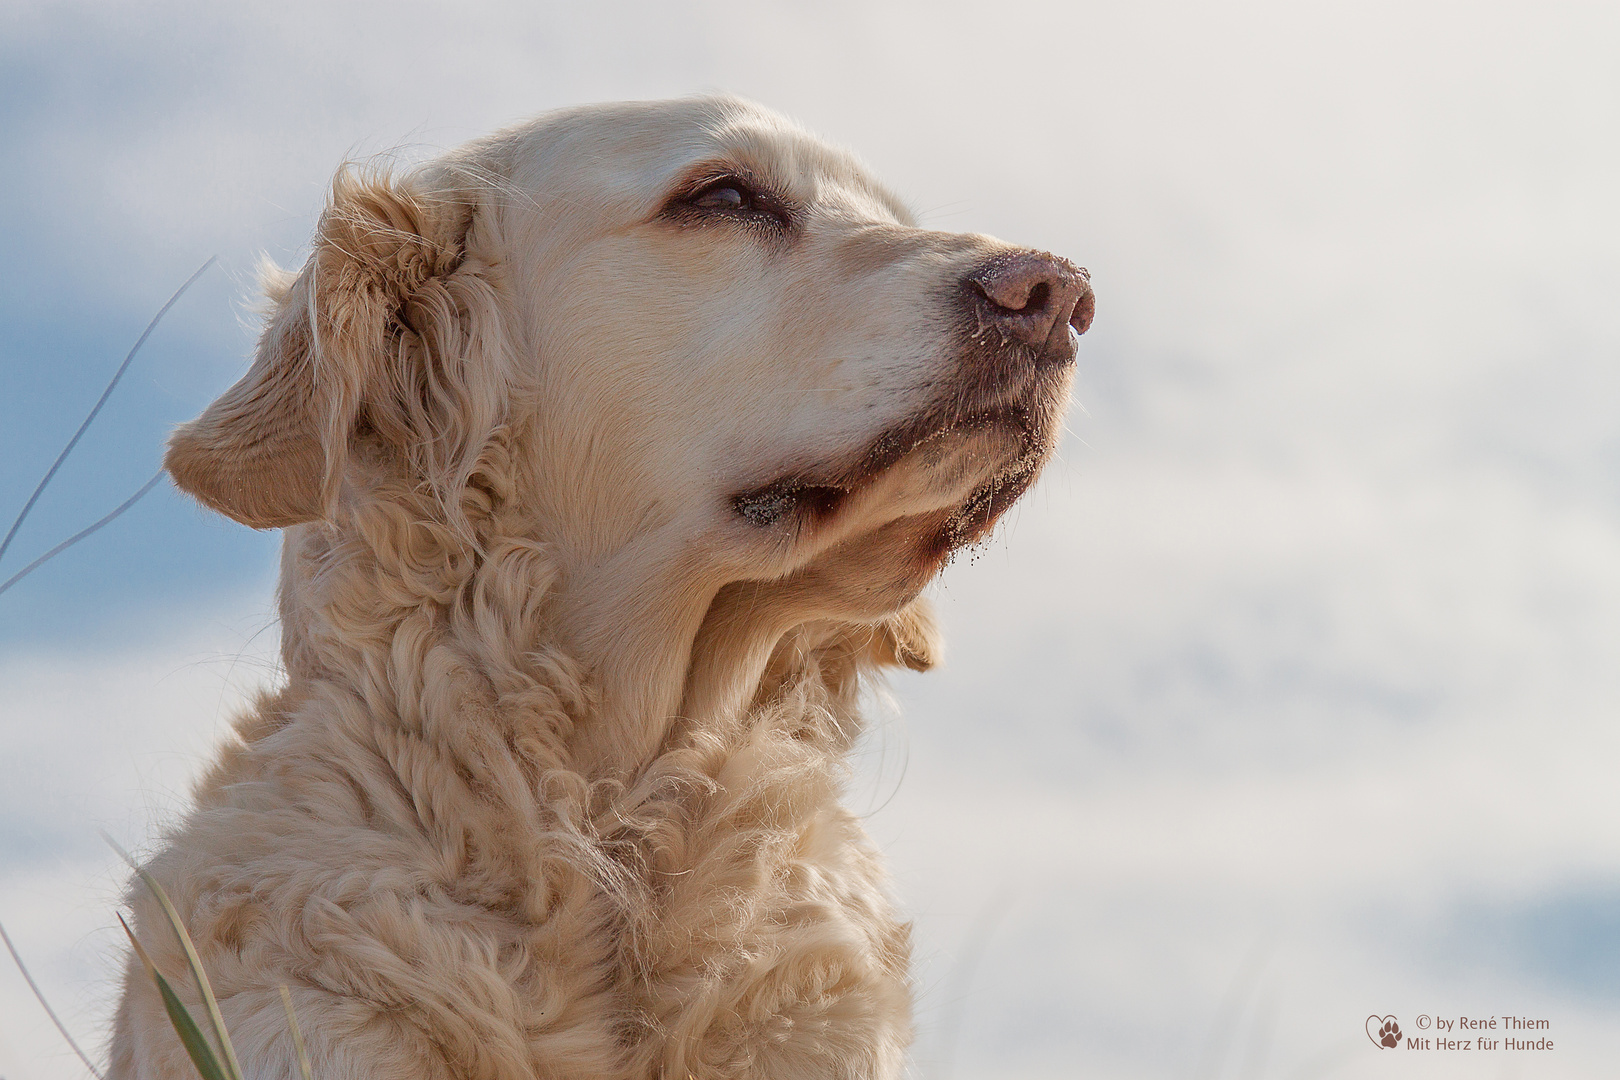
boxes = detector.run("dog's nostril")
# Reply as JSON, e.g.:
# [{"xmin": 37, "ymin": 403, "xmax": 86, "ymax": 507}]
[
  {"xmin": 1069, "ymin": 283, "xmax": 1095, "ymax": 337},
  {"xmin": 971, "ymin": 267, "xmax": 1043, "ymax": 314}
]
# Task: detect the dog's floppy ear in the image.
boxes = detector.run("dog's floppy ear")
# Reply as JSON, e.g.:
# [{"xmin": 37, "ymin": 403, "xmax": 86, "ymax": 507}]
[
  {"xmin": 166, "ymin": 168, "xmax": 503, "ymax": 529},
  {"xmin": 864, "ymin": 596, "xmax": 942, "ymax": 672}
]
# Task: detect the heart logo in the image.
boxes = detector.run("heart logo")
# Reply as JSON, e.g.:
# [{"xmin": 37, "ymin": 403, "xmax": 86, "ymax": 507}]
[{"xmin": 1365, "ymin": 1015, "xmax": 1402, "ymax": 1048}]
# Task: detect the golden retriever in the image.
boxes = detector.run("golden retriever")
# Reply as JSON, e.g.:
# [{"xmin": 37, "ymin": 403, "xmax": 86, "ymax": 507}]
[{"xmin": 110, "ymin": 95, "xmax": 1092, "ymax": 1080}]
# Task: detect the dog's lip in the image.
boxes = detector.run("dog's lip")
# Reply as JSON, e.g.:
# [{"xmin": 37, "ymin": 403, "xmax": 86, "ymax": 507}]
[{"xmin": 729, "ymin": 405, "xmax": 1037, "ymax": 529}]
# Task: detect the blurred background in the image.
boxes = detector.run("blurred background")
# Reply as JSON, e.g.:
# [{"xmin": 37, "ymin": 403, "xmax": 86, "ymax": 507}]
[{"xmin": 2, "ymin": 1, "xmax": 1618, "ymax": 1077}]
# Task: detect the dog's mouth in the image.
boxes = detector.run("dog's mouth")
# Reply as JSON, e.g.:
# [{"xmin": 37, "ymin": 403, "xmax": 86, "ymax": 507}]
[{"xmin": 731, "ymin": 350, "xmax": 1075, "ymax": 557}]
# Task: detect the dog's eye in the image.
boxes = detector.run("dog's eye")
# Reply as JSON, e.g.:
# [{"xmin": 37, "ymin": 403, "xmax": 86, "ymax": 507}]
[
  {"xmin": 692, "ymin": 182, "xmax": 750, "ymax": 211},
  {"xmin": 682, "ymin": 176, "xmax": 792, "ymax": 228},
  {"xmin": 662, "ymin": 173, "xmax": 793, "ymax": 234}
]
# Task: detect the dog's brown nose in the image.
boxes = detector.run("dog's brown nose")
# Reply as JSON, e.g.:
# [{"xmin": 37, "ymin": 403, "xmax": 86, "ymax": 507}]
[{"xmin": 965, "ymin": 251, "xmax": 1093, "ymax": 362}]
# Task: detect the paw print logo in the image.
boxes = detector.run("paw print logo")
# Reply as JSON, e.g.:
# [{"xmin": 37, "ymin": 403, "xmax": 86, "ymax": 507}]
[{"xmin": 1365, "ymin": 1015, "xmax": 1402, "ymax": 1048}]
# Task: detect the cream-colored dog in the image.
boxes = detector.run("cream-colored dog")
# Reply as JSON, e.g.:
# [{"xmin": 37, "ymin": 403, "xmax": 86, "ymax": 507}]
[{"xmin": 111, "ymin": 96, "xmax": 1092, "ymax": 1080}]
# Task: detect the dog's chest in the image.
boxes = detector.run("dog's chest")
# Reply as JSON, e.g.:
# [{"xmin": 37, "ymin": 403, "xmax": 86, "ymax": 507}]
[{"xmin": 291, "ymin": 691, "xmax": 911, "ymax": 1079}]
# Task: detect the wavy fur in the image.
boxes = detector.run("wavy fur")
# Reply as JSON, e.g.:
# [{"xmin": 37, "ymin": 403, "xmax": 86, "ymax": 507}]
[{"xmin": 111, "ymin": 96, "xmax": 1082, "ymax": 1080}]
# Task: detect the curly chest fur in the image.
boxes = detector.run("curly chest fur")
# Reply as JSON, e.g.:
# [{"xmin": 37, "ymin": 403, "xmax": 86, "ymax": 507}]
[{"xmin": 112, "ymin": 582, "xmax": 913, "ymax": 1080}]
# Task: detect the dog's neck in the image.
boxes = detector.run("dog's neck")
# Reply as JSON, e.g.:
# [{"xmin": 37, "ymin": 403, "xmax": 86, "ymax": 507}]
[{"xmin": 273, "ymin": 480, "xmax": 883, "ymax": 782}]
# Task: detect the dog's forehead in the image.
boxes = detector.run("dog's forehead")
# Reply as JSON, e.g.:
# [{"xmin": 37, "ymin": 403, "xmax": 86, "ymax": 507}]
[{"xmin": 489, "ymin": 96, "xmax": 913, "ymax": 225}]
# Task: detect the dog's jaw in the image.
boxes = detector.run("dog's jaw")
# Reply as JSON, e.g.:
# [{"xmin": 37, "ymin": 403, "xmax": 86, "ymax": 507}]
[
  {"xmin": 549, "ymin": 299, "xmax": 1081, "ymax": 767},
  {"xmin": 550, "ymin": 345, "xmax": 1076, "ymax": 761}
]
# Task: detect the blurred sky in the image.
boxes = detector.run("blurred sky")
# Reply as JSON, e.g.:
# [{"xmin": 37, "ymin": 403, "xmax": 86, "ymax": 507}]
[{"xmin": 2, "ymin": 1, "xmax": 1619, "ymax": 1078}]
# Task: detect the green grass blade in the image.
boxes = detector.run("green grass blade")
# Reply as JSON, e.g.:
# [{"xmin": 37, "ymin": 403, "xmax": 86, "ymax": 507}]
[
  {"xmin": 279, "ymin": 985, "xmax": 315, "ymax": 1080},
  {"xmin": 134, "ymin": 869, "xmax": 245, "ymax": 1080},
  {"xmin": 106, "ymin": 836, "xmax": 245, "ymax": 1080},
  {"xmin": 119, "ymin": 915, "xmax": 229, "ymax": 1080}
]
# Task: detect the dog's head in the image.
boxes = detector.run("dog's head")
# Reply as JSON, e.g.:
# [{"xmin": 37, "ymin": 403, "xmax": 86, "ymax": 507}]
[{"xmin": 168, "ymin": 96, "xmax": 1090, "ymax": 725}]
